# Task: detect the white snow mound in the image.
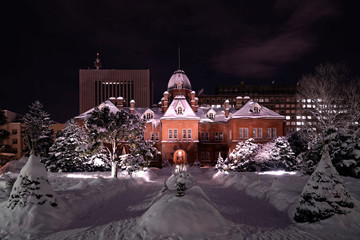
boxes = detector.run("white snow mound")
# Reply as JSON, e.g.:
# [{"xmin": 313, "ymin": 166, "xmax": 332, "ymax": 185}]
[{"xmin": 135, "ymin": 185, "xmax": 229, "ymax": 238}]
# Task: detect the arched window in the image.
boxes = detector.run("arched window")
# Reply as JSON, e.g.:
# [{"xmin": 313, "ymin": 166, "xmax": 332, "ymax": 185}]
[{"xmin": 177, "ymin": 107, "xmax": 183, "ymax": 114}]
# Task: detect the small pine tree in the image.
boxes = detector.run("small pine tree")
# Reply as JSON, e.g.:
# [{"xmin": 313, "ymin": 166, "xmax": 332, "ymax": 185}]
[
  {"xmin": 8, "ymin": 154, "xmax": 58, "ymax": 210},
  {"xmin": 43, "ymin": 119, "xmax": 90, "ymax": 172},
  {"xmin": 267, "ymin": 137, "xmax": 297, "ymax": 170},
  {"xmin": 294, "ymin": 147, "xmax": 354, "ymax": 223},
  {"xmin": 22, "ymin": 101, "xmax": 54, "ymax": 156}
]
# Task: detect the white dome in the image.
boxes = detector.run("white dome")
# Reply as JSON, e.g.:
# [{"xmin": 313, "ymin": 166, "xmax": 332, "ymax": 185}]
[{"xmin": 167, "ymin": 70, "xmax": 192, "ymax": 90}]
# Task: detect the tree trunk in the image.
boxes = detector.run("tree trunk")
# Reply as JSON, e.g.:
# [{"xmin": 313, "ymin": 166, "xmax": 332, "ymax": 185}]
[{"xmin": 111, "ymin": 161, "xmax": 118, "ymax": 178}]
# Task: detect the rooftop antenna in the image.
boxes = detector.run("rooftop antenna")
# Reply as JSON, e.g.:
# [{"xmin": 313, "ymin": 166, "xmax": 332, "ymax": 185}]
[
  {"xmin": 178, "ymin": 46, "xmax": 181, "ymax": 70},
  {"xmin": 94, "ymin": 52, "xmax": 102, "ymax": 70}
]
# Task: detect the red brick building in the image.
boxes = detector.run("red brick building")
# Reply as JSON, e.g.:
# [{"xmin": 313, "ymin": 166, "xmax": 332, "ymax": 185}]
[{"xmin": 77, "ymin": 69, "xmax": 285, "ymax": 165}]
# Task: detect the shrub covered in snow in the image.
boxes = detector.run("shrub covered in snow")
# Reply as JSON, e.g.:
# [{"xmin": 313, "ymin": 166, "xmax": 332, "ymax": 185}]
[
  {"xmin": 214, "ymin": 153, "xmax": 230, "ymax": 172},
  {"xmin": 298, "ymin": 129, "xmax": 360, "ymax": 178},
  {"xmin": 226, "ymin": 137, "xmax": 297, "ymax": 172},
  {"xmin": 288, "ymin": 130, "xmax": 308, "ymax": 157},
  {"xmin": 228, "ymin": 138, "xmax": 260, "ymax": 171},
  {"xmin": 43, "ymin": 119, "xmax": 91, "ymax": 172},
  {"xmin": 294, "ymin": 147, "xmax": 354, "ymax": 223}
]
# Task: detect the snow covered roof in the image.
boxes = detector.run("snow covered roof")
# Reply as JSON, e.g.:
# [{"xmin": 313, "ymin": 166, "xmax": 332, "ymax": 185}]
[
  {"xmin": 167, "ymin": 70, "xmax": 192, "ymax": 90},
  {"xmin": 75, "ymin": 100, "xmax": 121, "ymax": 119},
  {"xmin": 196, "ymin": 107, "xmax": 236, "ymax": 123},
  {"xmin": 232, "ymin": 99, "xmax": 285, "ymax": 119},
  {"xmin": 161, "ymin": 95, "xmax": 199, "ymax": 120}
]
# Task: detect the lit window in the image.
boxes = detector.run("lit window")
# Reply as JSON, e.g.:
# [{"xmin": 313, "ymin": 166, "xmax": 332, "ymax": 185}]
[
  {"xmin": 239, "ymin": 128, "xmax": 243, "ymax": 139},
  {"xmin": 286, "ymin": 116, "xmax": 291, "ymax": 120},
  {"xmin": 174, "ymin": 129, "xmax": 178, "ymax": 139},
  {"xmin": 244, "ymin": 128, "xmax": 249, "ymax": 139},
  {"xmin": 188, "ymin": 129, "xmax": 192, "ymax": 139},
  {"xmin": 168, "ymin": 129, "xmax": 173, "ymax": 139}
]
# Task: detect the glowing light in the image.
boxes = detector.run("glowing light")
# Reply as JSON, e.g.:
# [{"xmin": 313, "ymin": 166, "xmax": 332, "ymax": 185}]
[
  {"xmin": 66, "ymin": 174, "xmax": 100, "ymax": 179},
  {"xmin": 257, "ymin": 170, "xmax": 297, "ymax": 176}
]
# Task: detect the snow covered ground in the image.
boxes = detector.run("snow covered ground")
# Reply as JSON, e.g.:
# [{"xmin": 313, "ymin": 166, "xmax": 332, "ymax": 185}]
[{"xmin": 0, "ymin": 159, "xmax": 359, "ymax": 240}]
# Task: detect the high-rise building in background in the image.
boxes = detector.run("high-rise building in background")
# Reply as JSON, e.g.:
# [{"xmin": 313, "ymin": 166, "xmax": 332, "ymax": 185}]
[{"xmin": 79, "ymin": 53, "xmax": 152, "ymax": 114}]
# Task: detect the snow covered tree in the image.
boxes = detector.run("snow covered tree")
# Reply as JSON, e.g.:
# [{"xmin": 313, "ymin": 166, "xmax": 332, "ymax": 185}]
[
  {"xmin": 266, "ymin": 137, "xmax": 297, "ymax": 170},
  {"xmin": 288, "ymin": 130, "xmax": 308, "ymax": 157},
  {"xmin": 294, "ymin": 147, "xmax": 354, "ymax": 223},
  {"xmin": 228, "ymin": 138, "xmax": 260, "ymax": 171},
  {"xmin": 85, "ymin": 106, "xmax": 151, "ymax": 178},
  {"xmin": 43, "ymin": 119, "xmax": 89, "ymax": 172},
  {"xmin": 298, "ymin": 128, "xmax": 360, "ymax": 178},
  {"xmin": 22, "ymin": 101, "xmax": 54, "ymax": 156},
  {"xmin": 297, "ymin": 63, "xmax": 360, "ymax": 140},
  {"xmin": 8, "ymin": 154, "xmax": 58, "ymax": 209},
  {"xmin": 214, "ymin": 153, "xmax": 230, "ymax": 172}
]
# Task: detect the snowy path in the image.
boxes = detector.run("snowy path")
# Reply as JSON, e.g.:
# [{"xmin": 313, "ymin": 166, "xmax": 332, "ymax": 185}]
[{"xmin": 192, "ymin": 169, "xmax": 292, "ymax": 228}]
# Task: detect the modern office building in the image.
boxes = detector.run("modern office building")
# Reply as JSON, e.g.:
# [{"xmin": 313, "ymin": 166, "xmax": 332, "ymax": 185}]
[
  {"xmin": 197, "ymin": 83, "xmax": 313, "ymax": 135},
  {"xmin": 79, "ymin": 54, "xmax": 152, "ymax": 114}
]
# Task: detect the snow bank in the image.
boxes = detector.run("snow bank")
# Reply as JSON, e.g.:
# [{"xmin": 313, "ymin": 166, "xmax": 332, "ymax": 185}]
[{"xmin": 0, "ymin": 156, "xmax": 28, "ymax": 175}]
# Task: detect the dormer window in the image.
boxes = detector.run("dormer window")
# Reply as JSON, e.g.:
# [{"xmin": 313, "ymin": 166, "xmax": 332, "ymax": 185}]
[
  {"xmin": 175, "ymin": 101, "xmax": 185, "ymax": 115},
  {"xmin": 143, "ymin": 109, "xmax": 154, "ymax": 120},
  {"xmin": 176, "ymin": 80, "xmax": 183, "ymax": 89},
  {"xmin": 206, "ymin": 108, "xmax": 216, "ymax": 119},
  {"xmin": 177, "ymin": 107, "xmax": 183, "ymax": 114},
  {"xmin": 250, "ymin": 103, "xmax": 261, "ymax": 114}
]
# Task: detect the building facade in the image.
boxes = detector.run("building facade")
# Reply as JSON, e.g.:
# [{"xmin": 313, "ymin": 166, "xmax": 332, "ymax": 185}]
[
  {"xmin": 198, "ymin": 83, "xmax": 312, "ymax": 135},
  {"xmin": 77, "ymin": 69, "xmax": 286, "ymax": 165},
  {"xmin": 79, "ymin": 54, "xmax": 152, "ymax": 114}
]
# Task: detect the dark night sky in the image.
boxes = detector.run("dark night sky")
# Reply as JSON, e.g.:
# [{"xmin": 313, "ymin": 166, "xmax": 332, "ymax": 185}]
[{"xmin": 1, "ymin": 0, "xmax": 360, "ymax": 123}]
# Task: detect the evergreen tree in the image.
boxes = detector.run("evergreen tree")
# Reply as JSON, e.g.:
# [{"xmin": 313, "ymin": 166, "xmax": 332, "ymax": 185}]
[
  {"xmin": 294, "ymin": 147, "xmax": 353, "ymax": 223},
  {"xmin": 267, "ymin": 137, "xmax": 297, "ymax": 170},
  {"xmin": 85, "ymin": 106, "xmax": 152, "ymax": 178},
  {"xmin": 43, "ymin": 119, "xmax": 89, "ymax": 172},
  {"xmin": 22, "ymin": 101, "xmax": 54, "ymax": 156},
  {"xmin": 8, "ymin": 154, "xmax": 58, "ymax": 209},
  {"xmin": 214, "ymin": 153, "xmax": 230, "ymax": 171},
  {"xmin": 288, "ymin": 130, "xmax": 308, "ymax": 157},
  {"xmin": 298, "ymin": 128, "xmax": 360, "ymax": 178},
  {"xmin": 228, "ymin": 138, "xmax": 260, "ymax": 171}
]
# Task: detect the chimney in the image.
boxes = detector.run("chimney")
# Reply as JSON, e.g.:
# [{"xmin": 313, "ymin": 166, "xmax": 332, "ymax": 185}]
[
  {"xmin": 116, "ymin": 97, "xmax": 124, "ymax": 110},
  {"xmin": 224, "ymin": 99, "xmax": 230, "ymax": 118},
  {"xmin": 163, "ymin": 91, "xmax": 169, "ymax": 112},
  {"xmin": 130, "ymin": 100, "xmax": 135, "ymax": 114},
  {"xmin": 236, "ymin": 96, "xmax": 243, "ymax": 109},
  {"xmin": 190, "ymin": 91, "xmax": 196, "ymax": 111}
]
